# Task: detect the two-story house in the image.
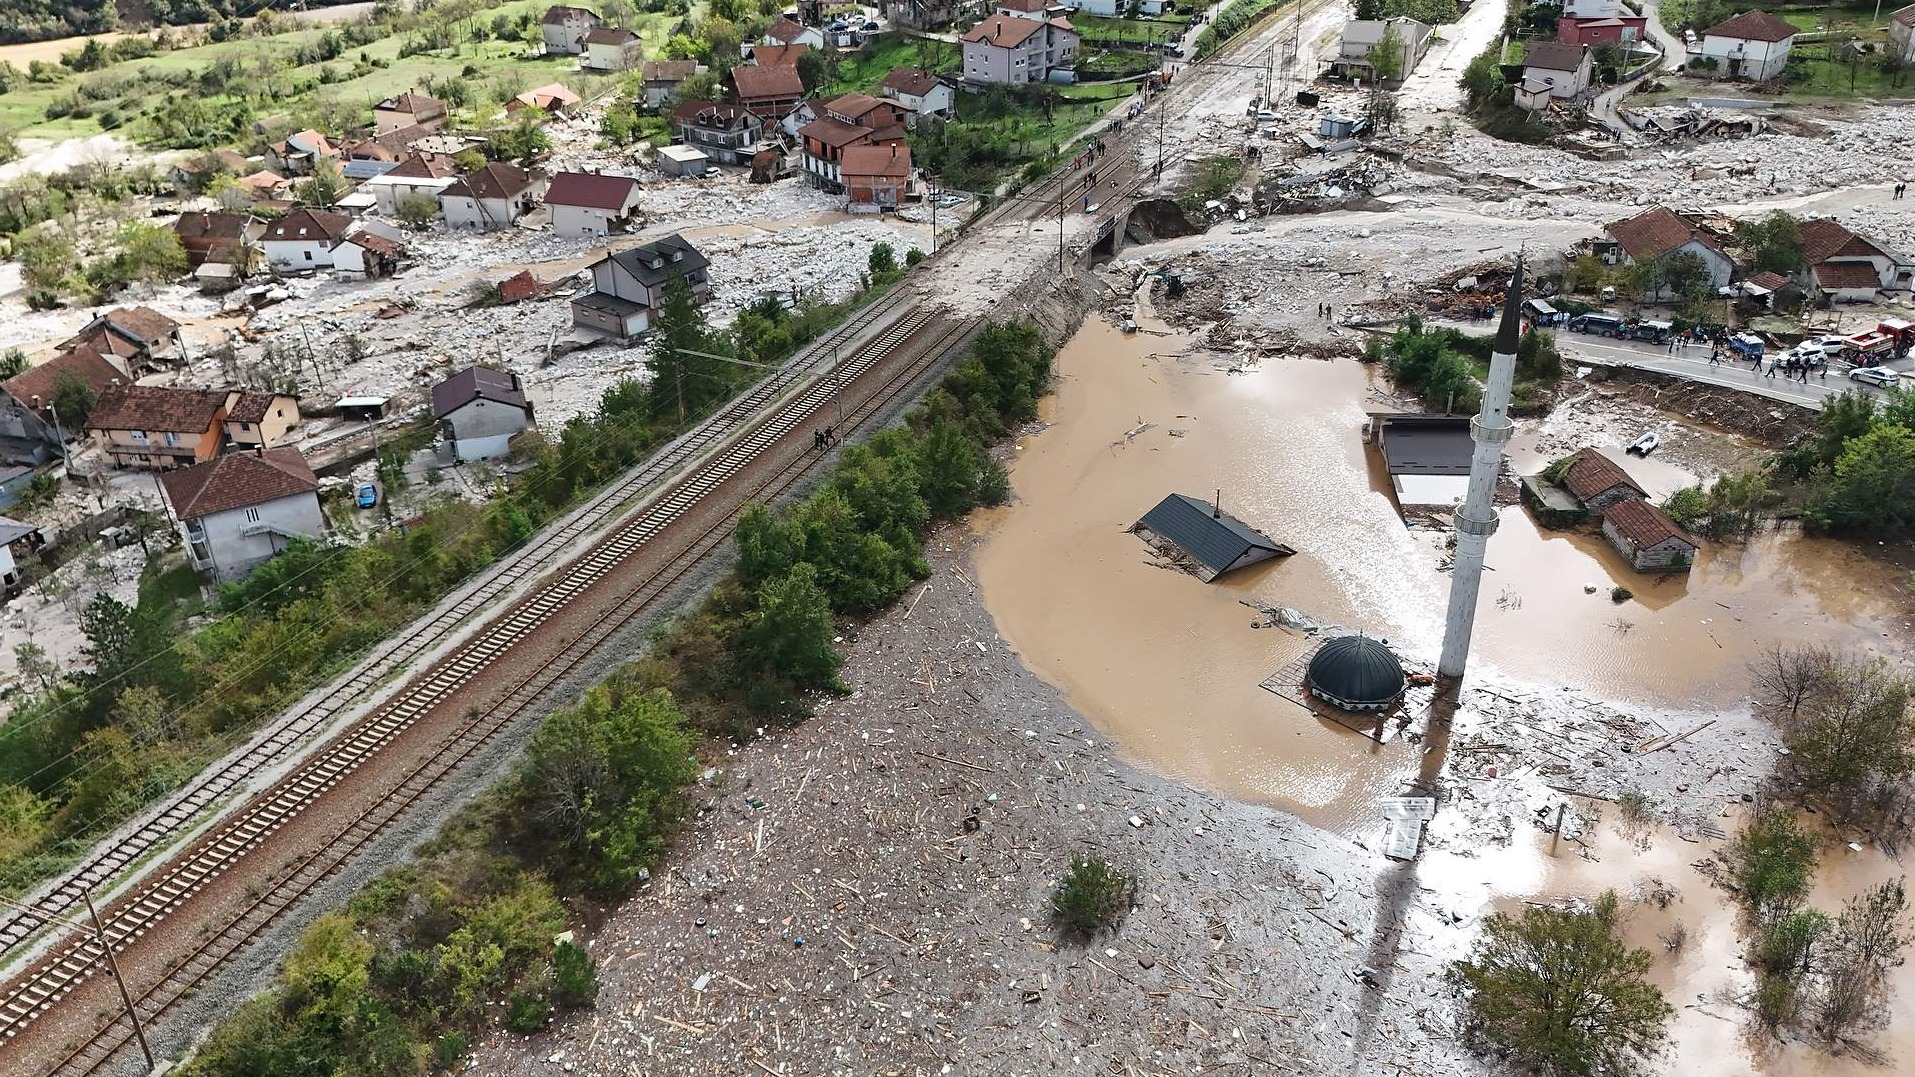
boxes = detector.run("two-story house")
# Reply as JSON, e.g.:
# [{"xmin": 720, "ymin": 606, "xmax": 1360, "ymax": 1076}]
[
  {"xmin": 222, "ymin": 391, "xmax": 301, "ymax": 449},
  {"xmin": 583, "ymin": 27, "xmax": 643, "ymax": 71},
  {"xmin": 363, "ymin": 153, "xmax": 460, "ymax": 216},
  {"xmin": 798, "ymin": 94, "xmax": 908, "ymax": 191},
  {"xmin": 571, "ymin": 233, "xmax": 713, "ymax": 339},
  {"xmin": 642, "ymin": 60, "xmax": 699, "ymax": 108},
  {"xmin": 841, "ymin": 143, "xmax": 914, "ymax": 211},
  {"xmin": 0, "ymin": 346, "xmax": 125, "ymax": 464},
  {"xmin": 261, "ymin": 208, "xmax": 355, "ymax": 270},
  {"xmin": 373, "ymin": 91, "xmax": 449, "ymax": 134},
  {"xmin": 430, "ymin": 366, "xmax": 537, "ymax": 461},
  {"xmin": 1700, "ymin": 10, "xmax": 1797, "ymax": 81},
  {"xmin": 161, "ymin": 447, "xmax": 325, "ymax": 581},
  {"xmin": 1599, "ymin": 206, "xmax": 1737, "ymax": 298},
  {"xmin": 960, "ymin": 13, "xmax": 1079, "ymax": 86},
  {"xmin": 542, "ymin": 5, "xmax": 604, "ymax": 54},
  {"xmin": 265, "ymin": 130, "xmax": 339, "ymax": 176},
  {"xmin": 172, "ymin": 212, "xmax": 263, "ymax": 269},
  {"xmin": 545, "ymin": 171, "xmax": 645, "ymax": 237},
  {"xmin": 86, "ymin": 385, "xmax": 229, "ymax": 470},
  {"xmin": 1330, "ymin": 17, "xmax": 1433, "ymax": 81},
  {"xmin": 761, "ymin": 16, "xmax": 826, "ymax": 49},
  {"xmin": 1515, "ymin": 41, "xmax": 1594, "ymax": 107},
  {"xmin": 508, "ymin": 82, "xmax": 583, "ymax": 119},
  {"xmin": 730, "ymin": 63, "xmax": 806, "ymax": 121},
  {"xmin": 441, "ymin": 163, "xmax": 540, "ymax": 230},
  {"xmin": 879, "ymin": 67, "xmax": 955, "ymax": 125},
  {"xmin": 60, "ymin": 306, "xmax": 182, "ymax": 373},
  {"xmin": 673, "ymin": 101, "xmax": 766, "ymax": 165}
]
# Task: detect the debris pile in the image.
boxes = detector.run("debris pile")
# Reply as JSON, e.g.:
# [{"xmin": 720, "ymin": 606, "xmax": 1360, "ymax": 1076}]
[{"xmin": 1623, "ymin": 104, "xmax": 1770, "ymax": 142}]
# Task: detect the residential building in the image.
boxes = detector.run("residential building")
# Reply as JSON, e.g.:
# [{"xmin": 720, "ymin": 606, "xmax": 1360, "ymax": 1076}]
[
  {"xmin": 222, "ymin": 391, "xmax": 300, "ymax": 449},
  {"xmin": 261, "ymin": 208, "xmax": 354, "ymax": 270},
  {"xmin": 673, "ymin": 101, "xmax": 766, "ymax": 165},
  {"xmin": 508, "ymin": 82, "xmax": 584, "ymax": 118},
  {"xmin": 888, "ymin": 0, "xmax": 963, "ymax": 31},
  {"xmin": 0, "ymin": 516, "xmax": 43, "ymax": 595},
  {"xmin": 1330, "ymin": 18, "xmax": 1433, "ymax": 81},
  {"xmin": 544, "ymin": 171, "xmax": 644, "ymax": 236},
  {"xmin": 430, "ymin": 366, "xmax": 536, "ymax": 461},
  {"xmin": 730, "ymin": 63, "xmax": 806, "ymax": 121},
  {"xmin": 642, "ymin": 60, "xmax": 699, "ymax": 109},
  {"xmin": 879, "ymin": 67, "xmax": 955, "ymax": 124},
  {"xmin": 1559, "ymin": 448, "xmax": 1647, "ymax": 510},
  {"xmin": 60, "ymin": 307, "xmax": 182, "ymax": 372},
  {"xmin": 542, "ymin": 5, "xmax": 604, "ymax": 54},
  {"xmin": 821, "ymin": 92, "xmax": 908, "ymax": 135},
  {"xmin": 1519, "ymin": 42, "xmax": 1594, "ymax": 100},
  {"xmin": 841, "ymin": 143, "xmax": 913, "ymax": 211},
  {"xmin": 0, "ymin": 347, "xmax": 125, "ymax": 464},
  {"xmin": 441, "ymin": 163, "xmax": 539, "ymax": 230},
  {"xmin": 960, "ymin": 13, "xmax": 1079, "ymax": 86},
  {"xmin": 799, "ymin": 94, "xmax": 908, "ymax": 190},
  {"xmin": 571, "ymin": 233, "xmax": 712, "ymax": 339},
  {"xmin": 583, "ymin": 27, "xmax": 642, "ymax": 71},
  {"xmin": 1699, "ymin": 10, "xmax": 1797, "ymax": 81},
  {"xmin": 265, "ymin": 130, "xmax": 338, "ymax": 176},
  {"xmin": 86, "ymin": 385, "xmax": 229, "ymax": 470},
  {"xmin": 373, "ymin": 91, "xmax": 449, "ymax": 134},
  {"xmin": 161, "ymin": 447, "xmax": 325, "ymax": 582},
  {"xmin": 1599, "ymin": 206, "xmax": 1736, "ymax": 297},
  {"xmin": 1799, "ymin": 218, "xmax": 1908, "ymax": 301},
  {"xmin": 1366, "ymin": 412, "xmax": 1472, "ymax": 508},
  {"xmin": 364, "ymin": 153, "xmax": 460, "ymax": 216},
  {"xmin": 996, "ymin": 0, "xmax": 1070, "ymax": 18},
  {"xmin": 1559, "ymin": 0, "xmax": 1622, "ymax": 16},
  {"xmin": 749, "ymin": 42, "xmax": 810, "ymax": 67},
  {"xmin": 1134, "ymin": 493, "xmax": 1292, "ymax": 583},
  {"xmin": 761, "ymin": 16, "xmax": 825, "ymax": 49},
  {"xmin": 1892, "ymin": 5, "xmax": 1915, "ymax": 64},
  {"xmin": 235, "ymin": 170, "xmax": 294, "ymax": 201},
  {"xmin": 343, "ymin": 125, "xmax": 436, "ymax": 173},
  {"xmin": 335, "ymin": 229, "xmax": 408, "ymax": 278},
  {"xmin": 1600, "ymin": 498, "xmax": 1699, "ymax": 572},
  {"xmin": 172, "ymin": 212, "xmax": 263, "ymax": 269},
  {"xmin": 1557, "ymin": 14, "xmax": 1646, "ymax": 46}
]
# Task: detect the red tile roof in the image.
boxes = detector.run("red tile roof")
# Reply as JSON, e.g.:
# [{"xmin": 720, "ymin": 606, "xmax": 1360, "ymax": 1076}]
[
  {"xmin": 264, "ymin": 208, "xmax": 353, "ymax": 243},
  {"xmin": 751, "ymin": 42, "xmax": 810, "ymax": 67},
  {"xmin": 1602, "ymin": 498, "xmax": 1699, "ymax": 551},
  {"xmin": 584, "ymin": 26, "xmax": 639, "ymax": 45},
  {"xmin": 673, "ymin": 100, "xmax": 760, "ymax": 129},
  {"xmin": 542, "ymin": 4, "xmax": 599, "ymax": 26},
  {"xmin": 544, "ymin": 170, "xmax": 641, "ymax": 210},
  {"xmin": 497, "ymin": 270, "xmax": 545, "ymax": 304},
  {"xmin": 841, "ymin": 143, "xmax": 912, "ymax": 180},
  {"xmin": 1895, "ymin": 3, "xmax": 1915, "ymax": 28},
  {"xmin": 343, "ymin": 230, "xmax": 406, "ymax": 257},
  {"xmin": 997, "ymin": 0, "xmax": 1050, "ymax": 10},
  {"xmin": 963, "ymin": 13, "xmax": 1045, "ymax": 47},
  {"xmin": 764, "ymin": 17, "xmax": 809, "ymax": 43},
  {"xmin": 800, "ymin": 117, "xmax": 875, "ymax": 148},
  {"xmin": 1561, "ymin": 448, "xmax": 1646, "ymax": 502},
  {"xmin": 98, "ymin": 306, "xmax": 181, "ymax": 346},
  {"xmin": 3, "ymin": 347, "xmax": 124, "ymax": 408},
  {"xmin": 1798, "ymin": 218, "xmax": 1889, "ymax": 265},
  {"xmin": 1523, "ymin": 41, "xmax": 1589, "ymax": 73},
  {"xmin": 445, "ymin": 162, "xmax": 536, "ymax": 201},
  {"xmin": 1605, "ymin": 206, "xmax": 1721, "ymax": 261},
  {"xmin": 172, "ymin": 212, "xmax": 252, "ymax": 243},
  {"xmin": 381, "ymin": 152, "xmax": 458, "ymax": 180},
  {"xmin": 880, "ymin": 67, "xmax": 941, "ymax": 97},
  {"xmin": 160, "ymin": 447, "xmax": 318, "ymax": 519},
  {"xmin": 1748, "ymin": 270, "xmax": 1790, "ymax": 291},
  {"xmin": 87, "ymin": 385, "xmax": 228, "ymax": 434},
  {"xmin": 375, "ymin": 92, "xmax": 447, "ymax": 118},
  {"xmin": 1704, "ymin": 10, "xmax": 1798, "ymax": 42},
  {"xmin": 225, "ymin": 391, "xmax": 289, "ymax": 424},
  {"xmin": 731, "ymin": 63, "xmax": 804, "ymax": 102},
  {"xmin": 643, "ymin": 59, "xmax": 698, "ymax": 81}
]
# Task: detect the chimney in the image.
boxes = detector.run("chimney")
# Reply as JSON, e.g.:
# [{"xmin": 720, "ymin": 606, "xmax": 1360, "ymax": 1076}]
[{"xmin": 1213, "ymin": 489, "xmax": 1221, "ymax": 519}]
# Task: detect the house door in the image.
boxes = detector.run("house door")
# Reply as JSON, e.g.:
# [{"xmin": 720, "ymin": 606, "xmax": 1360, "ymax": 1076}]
[{"xmin": 1728, "ymin": 58, "xmax": 1742, "ymax": 77}]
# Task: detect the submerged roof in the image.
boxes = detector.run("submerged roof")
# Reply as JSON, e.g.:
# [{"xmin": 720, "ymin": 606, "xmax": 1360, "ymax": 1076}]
[
  {"xmin": 1307, "ymin": 635, "xmax": 1407, "ymax": 709},
  {"xmin": 1137, "ymin": 493, "xmax": 1291, "ymax": 582}
]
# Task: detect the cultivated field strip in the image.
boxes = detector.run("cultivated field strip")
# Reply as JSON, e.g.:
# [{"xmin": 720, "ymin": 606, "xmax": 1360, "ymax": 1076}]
[
  {"xmin": 0, "ymin": 291, "xmax": 917, "ymax": 960},
  {"xmin": 0, "ymin": 307, "xmax": 967, "ymax": 1077}
]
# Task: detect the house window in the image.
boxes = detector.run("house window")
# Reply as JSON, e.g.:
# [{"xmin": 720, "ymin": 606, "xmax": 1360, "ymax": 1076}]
[
  {"xmin": 245, "ymin": 507, "xmax": 261, "ymax": 523},
  {"xmin": 164, "ymin": 432, "xmax": 178, "ymax": 446},
  {"xmin": 241, "ymin": 422, "xmax": 252, "ymax": 431}
]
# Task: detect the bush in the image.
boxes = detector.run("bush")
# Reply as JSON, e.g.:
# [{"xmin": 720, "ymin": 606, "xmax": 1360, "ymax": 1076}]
[
  {"xmin": 552, "ymin": 940, "xmax": 598, "ymax": 1007},
  {"xmin": 1728, "ymin": 808, "xmax": 1816, "ymax": 922},
  {"xmin": 1051, "ymin": 855, "xmax": 1135, "ymax": 935},
  {"xmin": 1610, "ymin": 586, "xmax": 1632, "ymax": 603}
]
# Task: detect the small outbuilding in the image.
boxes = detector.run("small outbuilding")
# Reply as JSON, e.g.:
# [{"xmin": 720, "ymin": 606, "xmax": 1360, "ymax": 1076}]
[
  {"xmin": 1600, "ymin": 499, "xmax": 1700, "ymax": 572},
  {"xmin": 1369, "ymin": 413, "xmax": 1472, "ymax": 508},
  {"xmin": 1306, "ymin": 634, "xmax": 1407, "ymax": 712},
  {"xmin": 658, "ymin": 144, "xmax": 712, "ymax": 177},
  {"xmin": 1559, "ymin": 448, "xmax": 1646, "ymax": 510},
  {"xmin": 1133, "ymin": 493, "xmax": 1294, "ymax": 582}
]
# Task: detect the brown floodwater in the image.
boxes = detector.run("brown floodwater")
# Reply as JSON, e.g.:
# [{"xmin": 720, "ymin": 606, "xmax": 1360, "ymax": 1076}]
[{"xmin": 971, "ymin": 316, "xmax": 1913, "ymax": 833}]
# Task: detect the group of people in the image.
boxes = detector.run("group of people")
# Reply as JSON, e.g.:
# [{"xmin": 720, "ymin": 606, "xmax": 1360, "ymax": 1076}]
[
  {"xmin": 812, "ymin": 427, "xmax": 838, "ymax": 451},
  {"xmin": 1314, "ymin": 302, "xmax": 1335, "ymax": 319}
]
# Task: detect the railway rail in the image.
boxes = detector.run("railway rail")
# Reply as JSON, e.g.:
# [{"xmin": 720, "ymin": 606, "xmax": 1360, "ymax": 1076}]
[
  {"xmin": 2, "ymin": 305, "xmax": 974, "ymax": 1077},
  {"xmin": 0, "ymin": 287, "xmax": 921, "ymax": 963}
]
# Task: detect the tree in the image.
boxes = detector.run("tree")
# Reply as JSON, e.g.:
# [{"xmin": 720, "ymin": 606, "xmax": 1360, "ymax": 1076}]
[
  {"xmin": 1806, "ymin": 423, "xmax": 1915, "ymax": 535},
  {"xmin": 796, "ymin": 48, "xmax": 830, "ymax": 93},
  {"xmin": 295, "ymin": 159, "xmax": 346, "ymax": 207},
  {"xmin": 867, "ymin": 242, "xmax": 897, "ymax": 277},
  {"xmin": 1517, "ymin": 327, "xmax": 1563, "ymax": 381},
  {"xmin": 1052, "ymin": 855, "xmax": 1135, "ymax": 935},
  {"xmin": 1728, "ymin": 808, "xmax": 1817, "ymax": 922},
  {"xmin": 677, "ymin": 69, "xmax": 720, "ymax": 103},
  {"xmin": 1816, "ymin": 879, "xmax": 1913, "ymax": 1039},
  {"xmin": 453, "ymin": 147, "xmax": 487, "ymax": 173},
  {"xmin": 111, "ymin": 221, "xmax": 187, "ymax": 284},
  {"xmin": 738, "ymin": 562, "xmax": 841, "ymax": 689},
  {"xmin": 649, "ymin": 274, "xmax": 726, "ymax": 426},
  {"xmin": 490, "ymin": 120, "xmax": 551, "ymax": 165},
  {"xmin": 50, "ymin": 369, "xmax": 98, "ymax": 429},
  {"xmin": 1659, "ymin": 250, "xmax": 1710, "ymax": 300},
  {"xmin": 1770, "ymin": 653, "xmax": 1915, "ymax": 818},
  {"xmin": 0, "ymin": 347, "xmax": 26, "ymax": 378},
  {"xmin": 1369, "ymin": 23, "xmax": 1406, "ymax": 83},
  {"xmin": 14, "ymin": 226, "xmax": 78, "ymax": 297},
  {"xmin": 1737, "ymin": 211, "xmax": 1805, "ymax": 275},
  {"xmin": 1452, "ymin": 893, "xmax": 1673, "ymax": 1077},
  {"xmin": 396, "ymin": 194, "xmax": 441, "ymax": 228},
  {"xmin": 1460, "ymin": 41, "xmax": 1507, "ymax": 109}
]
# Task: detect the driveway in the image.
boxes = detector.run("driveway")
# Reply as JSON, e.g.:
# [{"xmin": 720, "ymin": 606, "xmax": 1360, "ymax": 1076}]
[{"xmin": 1639, "ymin": 0, "xmax": 1690, "ymax": 72}]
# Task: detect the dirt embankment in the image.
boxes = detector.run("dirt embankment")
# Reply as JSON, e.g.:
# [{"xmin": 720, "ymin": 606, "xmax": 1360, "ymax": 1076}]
[{"xmin": 1583, "ymin": 366, "xmax": 1818, "ymax": 448}]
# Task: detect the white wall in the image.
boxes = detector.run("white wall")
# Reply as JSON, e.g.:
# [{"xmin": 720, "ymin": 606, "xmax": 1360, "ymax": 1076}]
[
  {"xmin": 183, "ymin": 492, "xmax": 325, "ymax": 581},
  {"xmin": 442, "ymin": 194, "xmax": 526, "ymax": 230},
  {"xmin": 550, "ymin": 203, "xmax": 629, "ymax": 236},
  {"xmin": 442, "ymin": 398, "xmax": 531, "ymax": 460},
  {"xmin": 1700, "ymin": 34, "xmax": 1792, "ymax": 81},
  {"xmin": 262, "ymin": 238, "xmax": 335, "ymax": 270}
]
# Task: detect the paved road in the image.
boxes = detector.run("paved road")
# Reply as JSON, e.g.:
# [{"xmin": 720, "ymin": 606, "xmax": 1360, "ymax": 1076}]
[{"xmin": 1639, "ymin": 0, "xmax": 1690, "ymax": 71}]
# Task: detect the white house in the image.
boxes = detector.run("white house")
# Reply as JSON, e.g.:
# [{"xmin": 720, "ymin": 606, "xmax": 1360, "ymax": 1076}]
[
  {"xmin": 334, "ymin": 228, "xmax": 407, "ymax": 279},
  {"xmin": 1331, "ymin": 17, "xmax": 1433, "ymax": 81},
  {"xmin": 1601, "ymin": 206, "xmax": 1736, "ymax": 298},
  {"xmin": 570, "ymin": 233, "xmax": 712, "ymax": 339},
  {"xmin": 1699, "ymin": 10, "xmax": 1797, "ymax": 81},
  {"xmin": 1800, "ymin": 218, "xmax": 1909, "ymax": 301},
  {"xmin": 160, "ymin": 447, "xmax": 326, "ymax": 582},
  {"xmin": 430, "ymin": 366, "xmax": 536, "ymax": 461},
  {"xmin": 583, "ymin": 27, "xmax": 642, "ymax": 71},
  {"xmin": 1559, "ymin": 0, "xmax": 1622, "ymax": 17},
  {"xmin": 441, "ymin": 163, "xmax": 539, "ymax": 230},
  {"xmin": 542, "ymin": 5, "xmax": 603, "ymax": 54},
  {"xmin": 0, "ymin": 517, "xmax": 43, "ymax": 596},
  {"xmin": 543, "ymin": 171, "xmax": 643, "ymax": 237},
  {"xmin": 372, "ymin": 91, "xmax": 448, "ymax": 135},
  {"xmin": 761, "ymin": 16, "xmax": 826, "ymax": 49},
  {"xmin": 260, "ymin": 208, "xmax": 354, "ymax": 270},
  {"xmin": 642, "ymin": 60, "xmax": 699, "ymax": 109},
  {"xmin": 878, "ymin": 67, "xmax": 955, "ymax": 124},
  {"xmin": 961, "ymin": 13, "xmax": 1079, "ymax": 86},
  {"xmin": 364, "ymin": 153, "xmax": 459, "ymax": 216},
  {"xmin": 1519, "ymin": 41, "xmax": 1594, "ymax": 100},
  {"xmin": 1892, "ymin": 5, "xmax": 1915, "ymax": 64}
]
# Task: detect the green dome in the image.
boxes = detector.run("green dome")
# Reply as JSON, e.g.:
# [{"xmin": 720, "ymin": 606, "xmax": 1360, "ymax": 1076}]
[{"xmin": 1306, "ymin": 635, "xmax": 1407, "ymax": 712}]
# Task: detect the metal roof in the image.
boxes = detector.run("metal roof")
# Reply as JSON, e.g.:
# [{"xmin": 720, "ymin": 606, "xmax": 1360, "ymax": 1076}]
[
  {"xmin": 1137, "ymin": 494, "xmax": 1290, "ymax": 582},
  {"xmin": 1306, "ymin": 635, "xmax": 1406, "ymax": 710}
]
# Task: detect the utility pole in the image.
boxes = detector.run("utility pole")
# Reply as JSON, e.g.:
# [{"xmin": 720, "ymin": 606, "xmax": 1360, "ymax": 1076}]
[
  {"xmin": 0, "ymin": 892, "xmax": 155, "ymax": 1074},
  {"xmin": 1155, "ymin": 102, "xmax": 1166, "ymax": 177}
]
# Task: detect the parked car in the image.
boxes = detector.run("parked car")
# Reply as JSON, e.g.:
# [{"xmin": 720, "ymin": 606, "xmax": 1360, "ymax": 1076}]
[
  {"xmin": 1802, "ymin": 335, "xmax": 1850, "ymax": 357},
  {"xmin": 356, "ymin": 484, "xmax": 379, "ymax": 508},
  {"xmin": 1628, "ymin": 320, "xmax": 1673, "ymax": 343},
  {"xmin": 1849, "ymin": 367, "xmax": 1899, "ymax": 387},
  {"xmin": 1778, "ymin": 344, "xmax": 1826, "ymax": 370},
  {"xmin": 1726, "ymin": 332, "xmax": 1765, "ymax": 360},
  {"xmin": 1569, "ymin": 313, "xmax": 1627, "ymax": 337}
]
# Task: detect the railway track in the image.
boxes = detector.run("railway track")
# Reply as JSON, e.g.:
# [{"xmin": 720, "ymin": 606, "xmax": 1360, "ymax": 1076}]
[
  {"xmin": 5, "ymin": 305, "xmax": 974, "ymax": 1077},
  {"xmin": 0, "ymin": 287, "xmax": 921, "ymax": 963}
]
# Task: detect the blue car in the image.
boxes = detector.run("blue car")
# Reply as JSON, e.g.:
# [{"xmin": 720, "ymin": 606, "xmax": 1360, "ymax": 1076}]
[{"xmin": 356, "ymin": 484, "xmax": 379, "ymax": 508}]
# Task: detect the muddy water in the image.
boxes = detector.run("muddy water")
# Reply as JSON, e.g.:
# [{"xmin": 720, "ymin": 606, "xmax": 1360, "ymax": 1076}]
[{"xmin": 973, "ymin": 317, "xmax": 1912, "ymax": 832}]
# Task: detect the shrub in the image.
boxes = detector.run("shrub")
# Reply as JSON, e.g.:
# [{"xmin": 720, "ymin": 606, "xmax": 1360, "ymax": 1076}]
[
  {"xmin": 1728, "ymin": 808, "xmax": 1816, "ymax": 922},
  {"xmin": 1051, "ymin": 855, "xmax": 1135, "ymax": 935},
  {"xmin": 1610, "ymin": 586, "xmax": 1632, "ymax": 603},
  {"xmin": 552, "ymin": 940, "xmax": 599, "ymax": 1007}
]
